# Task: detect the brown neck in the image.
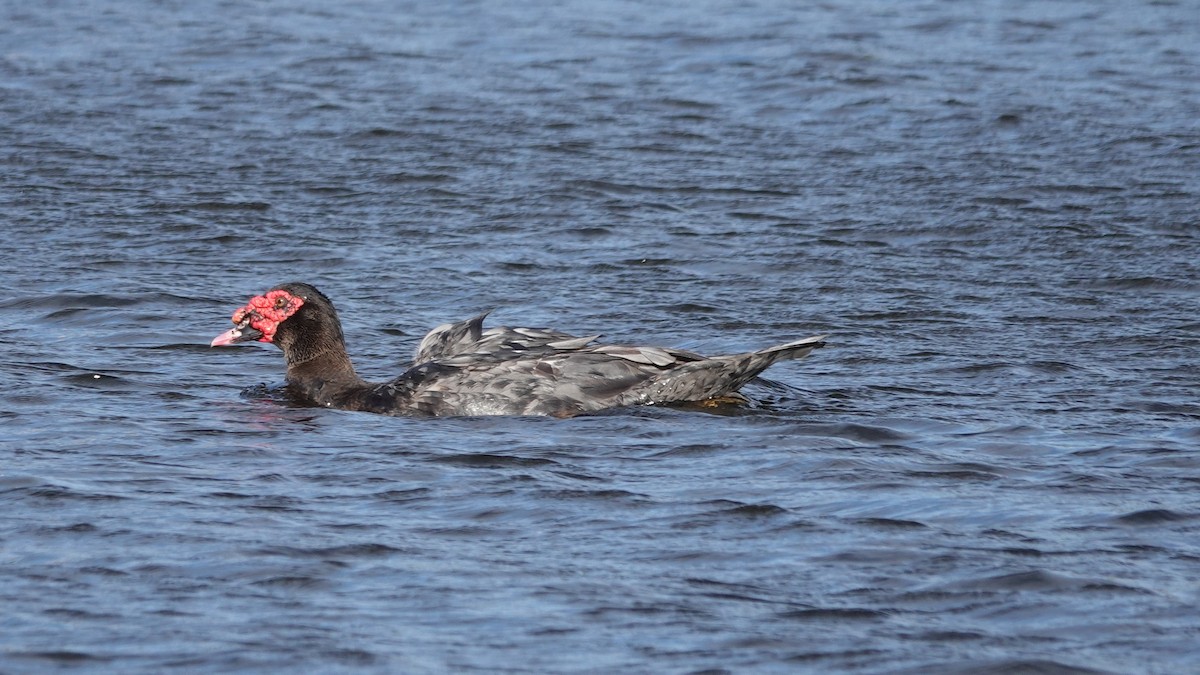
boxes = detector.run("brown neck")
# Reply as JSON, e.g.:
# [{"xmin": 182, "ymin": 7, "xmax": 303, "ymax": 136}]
[
  {"xmin": 267, "ymin": 289, "xmax": 371, "ymax": 406},
  {"xmin": 285, "ymin": 346, "xmax": 360, "ymax": 384},
  {"xmin": 283, "ymin": 345, "xmax": 367, "ymax": 405}
]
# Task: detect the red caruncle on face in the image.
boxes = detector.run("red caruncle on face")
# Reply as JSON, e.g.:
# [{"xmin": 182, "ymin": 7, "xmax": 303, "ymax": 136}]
[{"xmin": 230, "ymin": 289, "xmax": 305, "ymax": 342}]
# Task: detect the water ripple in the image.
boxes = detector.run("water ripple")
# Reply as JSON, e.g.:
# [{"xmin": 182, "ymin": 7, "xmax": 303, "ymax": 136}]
[{"xmin": 1, "ymin": 0, "xmax": 1197, "ymax": 672}]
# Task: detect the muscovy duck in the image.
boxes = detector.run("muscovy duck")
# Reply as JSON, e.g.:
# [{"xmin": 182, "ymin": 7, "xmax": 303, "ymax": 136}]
[{"xmin": 210, "ymin": 282, "xmax": 825, "ymax": 417}]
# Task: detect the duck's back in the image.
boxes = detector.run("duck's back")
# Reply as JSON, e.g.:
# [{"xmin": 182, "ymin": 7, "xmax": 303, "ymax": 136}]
[{"xmin": 414, "ymin": 313, "xmax": 601, "ymax": 364}]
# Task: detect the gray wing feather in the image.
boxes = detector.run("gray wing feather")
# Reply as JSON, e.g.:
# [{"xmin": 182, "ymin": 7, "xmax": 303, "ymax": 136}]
[
  {"xmin": 546, "ymin": 335, "xmax": 601, "ymax": 350},
  {"xmin": 593, "ymin": 345, "xmax": 679, "ymax": 367},
  {"xmin": 414, "ymin": 310, "xmax": 492, "ymax": 363}
]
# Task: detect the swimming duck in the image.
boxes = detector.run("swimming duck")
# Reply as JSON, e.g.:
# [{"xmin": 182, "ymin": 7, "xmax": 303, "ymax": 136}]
[{"xmin": 210, "ymin": 282, "xmax": 825, "ymax": 417}]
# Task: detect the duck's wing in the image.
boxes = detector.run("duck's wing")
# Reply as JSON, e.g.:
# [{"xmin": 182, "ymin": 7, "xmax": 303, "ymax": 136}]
[{"xmin": 385, "ymin": 349, "xmax": 671, "ymax": 417}]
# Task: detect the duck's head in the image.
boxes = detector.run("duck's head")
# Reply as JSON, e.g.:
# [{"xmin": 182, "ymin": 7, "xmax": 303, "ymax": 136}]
[{"xmin": 210, "ymin": 282, "xmax": 341, "ymax": 352}]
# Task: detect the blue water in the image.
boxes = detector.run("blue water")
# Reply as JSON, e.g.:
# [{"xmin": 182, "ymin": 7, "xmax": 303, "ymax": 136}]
[{"xmin": 2, "ymin": 0, "xmax": 1199, "ymax": 672}]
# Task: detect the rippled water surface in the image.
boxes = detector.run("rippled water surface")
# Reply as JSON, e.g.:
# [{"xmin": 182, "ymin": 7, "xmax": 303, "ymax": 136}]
[{"xmin": 3, "ymin": 0, "xmax": 1199, "ymax": 672}]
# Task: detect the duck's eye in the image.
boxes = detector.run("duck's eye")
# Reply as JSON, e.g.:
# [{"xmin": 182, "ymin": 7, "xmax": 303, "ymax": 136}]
[{"xmin": 275, "ymin": 296, "xmax": 289, "ymax": 309}]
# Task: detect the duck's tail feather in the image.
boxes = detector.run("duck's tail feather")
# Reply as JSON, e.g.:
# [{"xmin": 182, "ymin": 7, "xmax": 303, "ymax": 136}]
[
  {"xmin": 622, "ymin": 334, "xmax": 826, "ymax": 406},
  {"xmin": 757, "ymin": 334, "xmax": 827, "ymax": 358}
]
